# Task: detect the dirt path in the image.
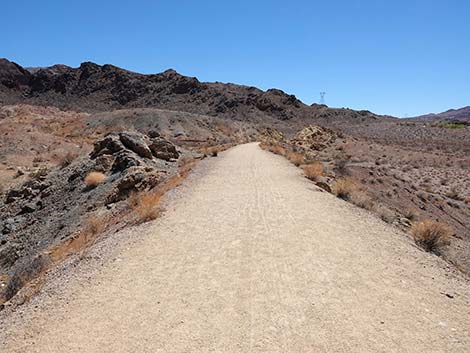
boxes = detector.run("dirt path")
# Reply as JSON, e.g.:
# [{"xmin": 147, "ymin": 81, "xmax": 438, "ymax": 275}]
[{"xmin": 1, "ymin": 143, "xmax": 469, "ymax": 352}]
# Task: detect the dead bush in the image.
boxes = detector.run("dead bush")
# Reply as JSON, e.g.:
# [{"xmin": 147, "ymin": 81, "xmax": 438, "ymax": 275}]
[
  {"xmin": 446, "ymin": 187, "xmax": 461, "ymax": 200},
  {"xmin": 411, "ymin": 220, "xmax": 452, "ymax": 254},
  {"xmin": 373, "ymin": 204, "xmax": 395, "ymax": 223},
  {"xmin": 84, "ymin": 171, "xmax": 107, "ymax": 188},
  {"xmin": 349, "ymin": 191, "xmax": 374, "ymax": 210},
  {"xmin": 130, "ymin": 192, "xmax": 161, "ymax": 223},
  {"xmin": 334, "ymin": 159, "xmax": 350, "ymax": 175},
  {"xmin": 270, "ymin": 144, "xmax": 286, "ymax": 156},
  {"xmin": 29, "ymin": 167, "xmax": 48, "ymax": 180},
  {"xmin": 287, "ymin": 151, "xmax": 304, "ymax": 166},
  {"xmin": 304, "ymin": 162, "xmax": 324, "ymax": 181},
  {"xmin": 259, "ymin": 142, "xmax": 270, "ymax": 151},
  {"xmin": 84, "ymin": 215, "xmax": 106, "ymax": 239},
  {"xmin": 403, "ymin": 208, "xmax": 418, "ymax": 220},
  {"xmin": 332, "ymin": 177, "xmax": 360, "ymax": 201},
  {"xmin": 60, "ymin": 151, "xmax": 78, "ymax": 168}
]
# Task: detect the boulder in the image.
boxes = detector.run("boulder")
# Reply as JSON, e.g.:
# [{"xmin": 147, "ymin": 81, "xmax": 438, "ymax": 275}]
[
  {"xmin": 5, "ymin": 187, "xmax": 36, "ymax": 204},
  {"xmin": 112, "ymin": 151, "xmax": 141, "ymax": 172},
  {"xmin": 148, "ymin": 129, "xmax": 160, "ymax": 138},
  {"xmin": 90, "ymin": 134, "xmax": 124, "ymax": 158},
  {"xmin": 148, "ymin": 138, "xmax": 179, "ymax": 161},
  {"xmin": 107, "ymin": 167, "xmax": 162, "ymax": 203},
  {"xmin": 119, "ymin": 132, "xmax": 153, "ymax": 159},
  {"xmin": 94, "ymin": 154, "xmax": 115, "ymax": 172},
  {"xmin": 291, "ymin": 125, "xmax": 337, "ymax": 151}
]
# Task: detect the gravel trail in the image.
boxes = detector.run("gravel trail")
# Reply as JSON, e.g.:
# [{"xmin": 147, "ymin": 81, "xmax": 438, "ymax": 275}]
[{"xmin": 1, "ymin": 143, "xmax": 469, "ymax": 352}]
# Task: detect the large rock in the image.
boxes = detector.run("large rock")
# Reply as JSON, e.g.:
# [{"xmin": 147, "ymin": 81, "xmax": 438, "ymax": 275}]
[
  {"xmin": 90, "ymin": 134, "xmax": 124, "ymax": 159},
  {"xmin": 291, "ymin": 125, "xmax": 337, "ymax": 151},
  {"xmin": 259, "ymin": 127, "xmax": 285, "ymax": 144},
  {"xmin": 148, "ymin": 138, "xmax": 179, "ymax": 161},
  {"xmin": 119, "ymin": 132, "xmax": 153, "ymax": 159},
  {"xmin": 107, "ymin": 167, "xmax": 163, "ymax": 203},
  {"xmin": 112, "ymin": 151, "xmax": 142, "ymax": 172}
]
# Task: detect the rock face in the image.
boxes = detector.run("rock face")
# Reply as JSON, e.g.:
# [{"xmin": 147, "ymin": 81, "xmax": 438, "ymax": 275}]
[
  {"xmin": 0, "ymin": 131, "xmax": 181, "ymax": 300},
  {"xmin": 291, "ymin": 125, "xmax": 337, "ymax": 151},
  {"xmin": 259, "ymin": 127, "xmax": 285, "ymax": 144}
]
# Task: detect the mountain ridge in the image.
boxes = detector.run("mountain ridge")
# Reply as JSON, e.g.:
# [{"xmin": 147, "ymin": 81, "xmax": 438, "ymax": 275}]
[
  {"xmin": 0, "ymin": 58, "xmax": 391, "ymax": 125},
  {"xmin": 410, "ymin": 106, "xmax": 470, "ymax": 122}
]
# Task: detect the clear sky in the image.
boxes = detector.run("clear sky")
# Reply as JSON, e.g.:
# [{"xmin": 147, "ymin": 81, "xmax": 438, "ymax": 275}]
[{"xmin": 2, "ymin": 0, "xmax": 469, "ymax": 117}]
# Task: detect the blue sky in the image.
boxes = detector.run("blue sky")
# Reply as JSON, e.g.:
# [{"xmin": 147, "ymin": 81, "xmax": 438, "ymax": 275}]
[{"xmin": 2, "ymin": 0, "xmax": 469, "ymax": 117}]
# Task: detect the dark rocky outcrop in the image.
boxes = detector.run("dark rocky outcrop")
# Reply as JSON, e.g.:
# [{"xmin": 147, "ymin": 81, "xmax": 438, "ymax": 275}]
[
  {"xmin": 0, "ymin": 58, "xmax": 392, "ymax": 126},
  {"xmin": 0, "ymin": 131, "xmax": 182, "ymax": 301}
]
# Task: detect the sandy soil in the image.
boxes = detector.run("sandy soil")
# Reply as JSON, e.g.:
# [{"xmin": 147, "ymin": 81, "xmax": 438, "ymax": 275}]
[{"xmin": 1, "ymin": 143, "xmax": 469, "ymax": 352}]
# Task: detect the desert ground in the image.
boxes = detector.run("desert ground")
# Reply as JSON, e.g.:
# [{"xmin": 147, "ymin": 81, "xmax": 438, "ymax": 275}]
[{"xmin": 1, "ymin": 144, "xmax": 469, "ymax": 352}]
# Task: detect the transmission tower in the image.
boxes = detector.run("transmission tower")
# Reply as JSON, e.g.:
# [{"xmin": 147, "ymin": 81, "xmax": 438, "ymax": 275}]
[{"xmin": 320, "ymin": 92, "xmax": 326, "ymax": 104}]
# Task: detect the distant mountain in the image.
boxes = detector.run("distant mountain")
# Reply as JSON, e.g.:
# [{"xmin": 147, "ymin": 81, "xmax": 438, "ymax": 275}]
[
  {"xmin": 410, "ymin": 106, "xmax": 470, "ymax": 122},
  {"xmin": 0, "ymin": 58, "xmax": 392, "ymax": 126}
]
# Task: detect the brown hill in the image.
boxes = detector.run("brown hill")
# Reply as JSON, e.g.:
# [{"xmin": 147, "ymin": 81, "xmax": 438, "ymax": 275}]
[
  {"xmin": 410, "ymin": 106, "xmax": 470, "ymax": 122},
  {"xmin": 0, "ymin": 58, "xmax": 393, "ymax": 128}
]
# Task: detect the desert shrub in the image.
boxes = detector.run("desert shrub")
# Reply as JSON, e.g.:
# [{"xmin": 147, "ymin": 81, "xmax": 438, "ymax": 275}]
[
  {"xmin": 130, "ymin": 192, "xmax": 161, "ymax": 223},
  {"xmin": 84, "ymin": 215, "xmax": 106, "ymax": 237},
  {"xmin": 332, "ymin": 177, "xmax": 359, "ymax": 201},
  {"xmin": 287, "ymin": 151, "xmax": 304, "ymax": 166},
  {"xmin": 270, "ymin": 145, "xmax": 286, "ymax": 156},
  {"xmin": 304, "ymin": 162, "xmax": 324, "ymax": 181},
  {"xmin": 411, "ymin": 220, "xmax": 451, "ymax": 254},
  {"xmin": 446, "ymin": 187, "xmax": 461, "ymax": 200},
  {"xmin": 349, "ymin": 191, "xmax": 374, "ymax": 210},
  {"xmin": 128, "ymin": 191, "xmax": 140, "ymax": 208},
  {"xmin": 60, "ymin": 151, "xmax": 78, "ymax": 168},
  {"xmin": 334, "ymin": 159, "xmax": 349, "ymax": 175},
  {"xmin": 29, "ymin": 167, "xmax": 48, "ymax": 179},
  {"xmin": 84, "ymin": 171, "xmax": 107, "ymax": 188},
  {"xmin": 32, "ymin": 156, "xmax": 43, "ymax": 165},
  {"xmin": 373, "ymin": 204, "xmax": 395, "ymax": 223},
  {"xmin": 403, "ymin": 208, "xmax": 418, "ymax": 220}
]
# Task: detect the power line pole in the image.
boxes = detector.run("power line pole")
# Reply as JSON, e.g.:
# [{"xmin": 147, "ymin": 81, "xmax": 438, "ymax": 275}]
[{"xmin": 320, "ymin": 92, "xmax": 326, "ymax": 104}]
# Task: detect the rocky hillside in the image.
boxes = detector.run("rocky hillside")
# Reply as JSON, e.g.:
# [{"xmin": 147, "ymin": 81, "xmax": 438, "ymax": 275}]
[
  {"xmin": 0, "ymin": 130, "xmax": 183, "ymax": 301},
  {"xmin": 0, "ymin": 58, "xmax": 392, "ymax": 127},
  {"xmin": 410, "ymin": 106, "xmax": 470, "ymax": 122}
]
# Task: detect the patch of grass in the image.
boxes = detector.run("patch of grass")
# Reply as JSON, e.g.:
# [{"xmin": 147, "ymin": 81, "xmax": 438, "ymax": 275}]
[
  {"xmin": 130, "ymin": 192, "xmax": 161, "ymax": 223},
  {"xmin": 411, "ymin": 220, "xmax": 452, "ymax": 255},
  {"xmin": 84, "ymin": 171, "xmax": 107, "ymax": 188},
  {"xmin": 349, "ymin": 191, "xmax": 374, "ymax": 210},
  {"xmin": 431, "ymin": 122, "xmax": 466, "ymax": 129},
  {"xmin": 286, "ymin": 151, "xmax": 304, "ymax": 166},
  {"xmin": 332, "ymin": 177, "xmax": 360, "ymax": 201},
  {"xmin": 83, "ymin": 215, "xmax": 106, "ymax": 240},
  {"xmin": 270, "ymin": 144, "xmax": 286, "ymax": 156},
  {"xmin": 303, "ymin": 162, "xmax": 324, "ymax": 181},
  {"xmin": 403, "ymin": 208, "xmax": 419, "ymax": 220}
]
